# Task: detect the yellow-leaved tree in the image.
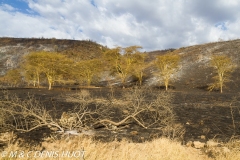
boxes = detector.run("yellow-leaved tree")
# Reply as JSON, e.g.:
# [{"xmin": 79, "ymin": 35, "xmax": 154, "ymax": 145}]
[
  {"xmin": 209, "ymin": 55, "xmax": 235, "ymax": 93},
  {"xmin": 21, "ymin": 54, "xmax": 43, "ymax": 88},
  {"xmin": 4, "ymin": 69, "xmax": 22, "ymax": 87},
  {"xmin": 22, "ymin": 51, "xmax": 73, "ymax": 90},
  {"xmin": 103, "ymin": 46, "xmax": 142, "ymax": 88},
  {"xmin": 155, "ymin": 53, "xmax": 180, "ymax": 91},
  {"xmin": 74, "ymin": 59, "xmax": 102, "ymax": 86},
  {"xmin": 131, "ymin": 51, "xmax": 148, "ymax": 86}
]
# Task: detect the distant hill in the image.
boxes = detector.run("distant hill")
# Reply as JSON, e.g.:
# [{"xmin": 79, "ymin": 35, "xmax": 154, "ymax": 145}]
[
  {"xmin": 0, "ymin": 37, "xmax": 107, "ymax": 75},
  {"xmin": 0, "ymin": 37, "xmax": 240, "ymax": 92}
]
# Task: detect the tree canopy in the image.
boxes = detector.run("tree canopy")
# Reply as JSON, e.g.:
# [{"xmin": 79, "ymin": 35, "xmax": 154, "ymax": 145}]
[
  {"xmin": 209, "ymin": 55, "xmax": 235, "ymax": 93},
  {"xmin": 103, "ymin": 46, "xmax": 143, "ymax": 87},
  {"xmin": 22, "ymin": 51, "xmax": 73, "ymax": 90},
  {"xmin": 155, "ymin": 53, "xmax": 180, "ymax": 91}
]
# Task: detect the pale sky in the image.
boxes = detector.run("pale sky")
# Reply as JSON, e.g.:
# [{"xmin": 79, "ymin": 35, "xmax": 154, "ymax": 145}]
[{"xmin": 1, "ymin": 0, "xmax": 240, "ymax": 51}]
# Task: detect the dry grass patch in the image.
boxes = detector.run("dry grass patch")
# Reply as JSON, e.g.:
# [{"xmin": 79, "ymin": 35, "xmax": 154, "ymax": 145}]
[
  {"xmin": 211, "ymin": 139, "xmax": 240, "ymax": 160},
  {"xmin": 1, "ymin": 136, "xmax": 213, "ymax": 160}
]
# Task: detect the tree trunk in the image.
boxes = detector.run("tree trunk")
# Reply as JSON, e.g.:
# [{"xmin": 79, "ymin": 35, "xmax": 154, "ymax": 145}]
[
  {"xmin": 87, "ymin": 78, "xmax": 91, "ymax": 87},
  {"xmin": 37, "ymin": 72, "xmax": 40, "ymax": 88},
  {"xmin": 122, "ymin": 78, "xmax": 126, "ymax": 88},
  {"xmin": 48, "ymin": 81, "xmax": 52, "ymax": 90},
  {"xmin": 219, "ymin": 73, "xmax": 223, "ymax": 93},
  {"xmin": 165, "ymin": 79, "xmax": 169, "ymax": 91},
  {"xmin": 119, "ymin": 73, "xmax": 126, "ymax": 88},
  {"xmin": 47, "ymin": 75, "xmax": 53, "ymax": 90},
  {"xmin": 139, "ymin": 71, "xmax": 143, "ymax": 86}
]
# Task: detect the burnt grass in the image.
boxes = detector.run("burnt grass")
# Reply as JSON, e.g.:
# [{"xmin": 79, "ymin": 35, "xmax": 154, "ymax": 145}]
[{"xmin": 2, "ymin": 86, "xmax": 240, "ymax": 146}]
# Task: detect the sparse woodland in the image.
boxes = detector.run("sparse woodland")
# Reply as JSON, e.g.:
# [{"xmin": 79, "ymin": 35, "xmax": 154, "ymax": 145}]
[
  {"xmin": 3, "ymin": 46, "xmax": 152, "ymax": 89},
  {"xmin": 1, "ymin": 44, "xmax": 236, "ymax": 93}
]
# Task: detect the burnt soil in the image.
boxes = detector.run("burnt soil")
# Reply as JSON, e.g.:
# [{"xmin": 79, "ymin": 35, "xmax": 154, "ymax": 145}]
[{"xmin": 2, "ymin": 87, "xmax": 240, "ymax": 146}]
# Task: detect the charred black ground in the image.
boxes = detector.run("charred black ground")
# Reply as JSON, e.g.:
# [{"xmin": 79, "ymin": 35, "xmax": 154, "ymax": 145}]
[{"xmin": 2, "ymin": 86, "xmax": 240, "ymax": 146}]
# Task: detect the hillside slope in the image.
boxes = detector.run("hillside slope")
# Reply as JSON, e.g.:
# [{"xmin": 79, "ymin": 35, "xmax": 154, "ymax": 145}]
[
  {"xmin": 0, "ymin": 37, "xmax": 240, "ymax": 92},
  {"xmin": 148, "ymin": 39, "xmax": 240, "ymax": 92},
  {"xmin": 0, "ymin": 37, "xmax": 105, "ymax": 75}
]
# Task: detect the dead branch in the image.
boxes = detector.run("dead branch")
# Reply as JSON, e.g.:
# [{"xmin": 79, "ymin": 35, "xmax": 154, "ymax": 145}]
[
  {"xmin": 0, "ymin": 94, "xmax": 64, "ymax": 133},
  {"xmin": 92, "ymin": 88, "xmax": 176, "ymax": 132},
  {"xmin": 93, "ymin": 108, "xmax": 147, "ymax": 129}
]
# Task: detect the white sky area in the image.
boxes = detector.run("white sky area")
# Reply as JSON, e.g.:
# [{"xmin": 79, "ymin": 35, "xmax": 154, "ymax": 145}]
[{"xmin": 0, "ymin": 0, "xmax": 240, "ymax": 51}]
